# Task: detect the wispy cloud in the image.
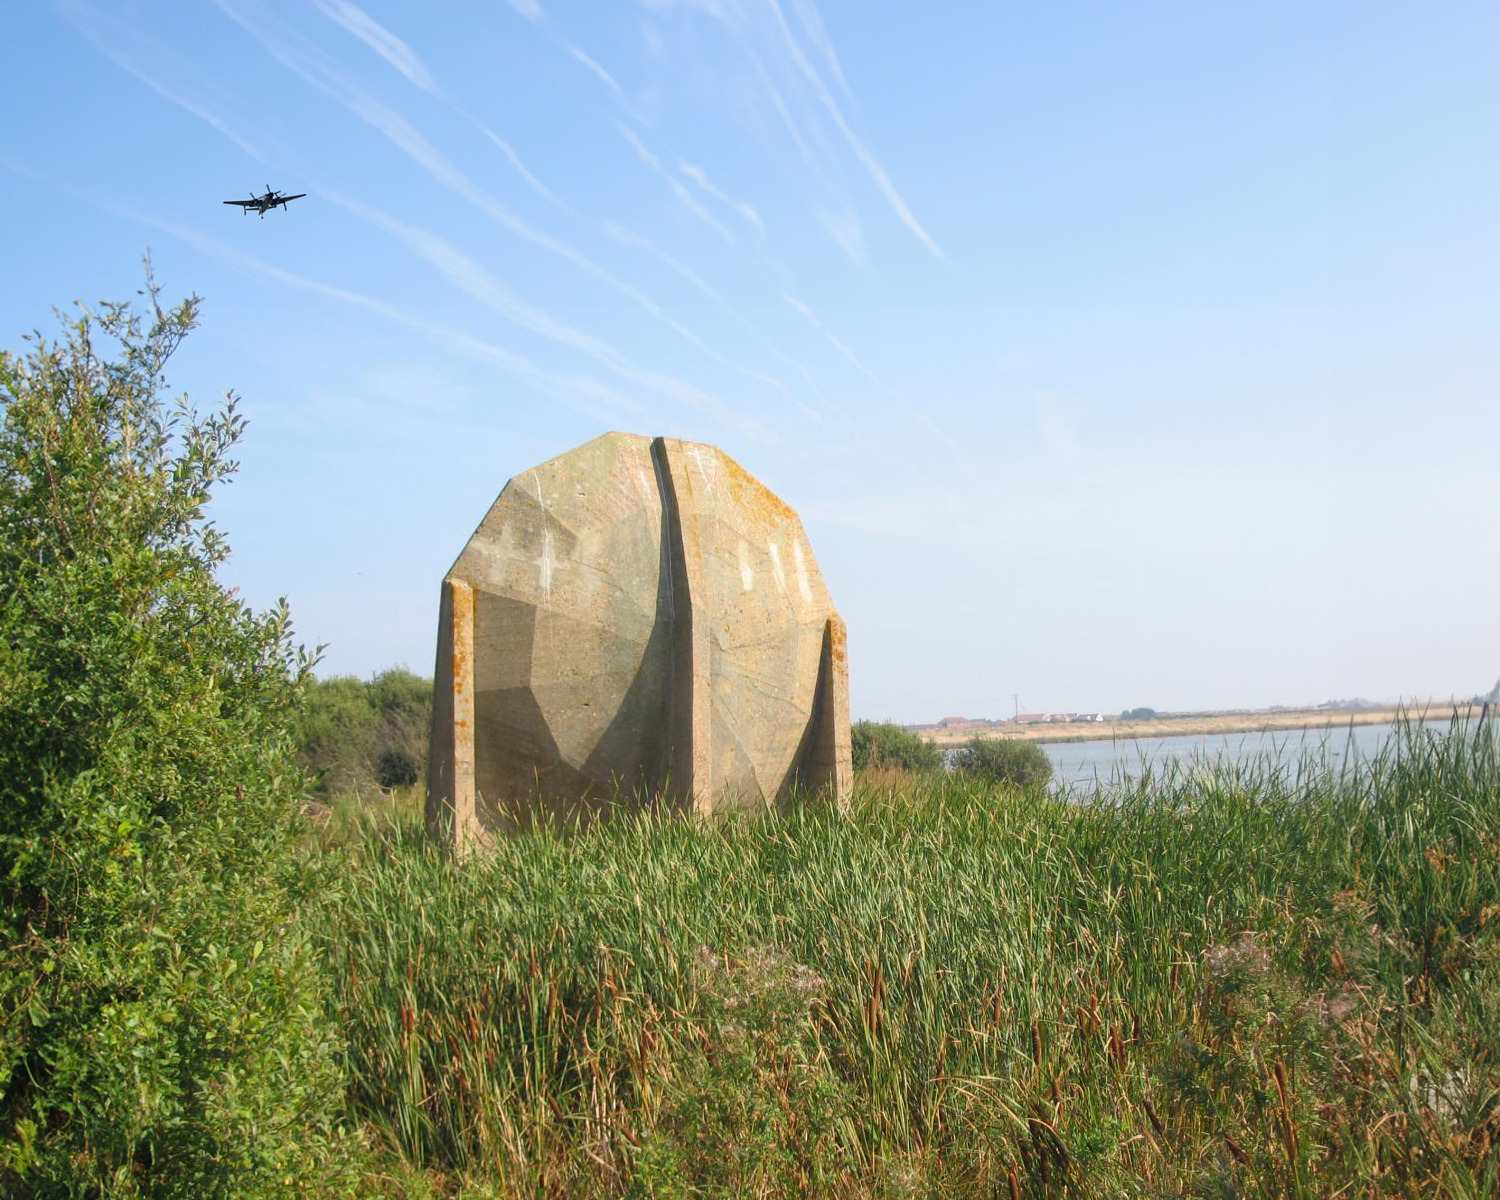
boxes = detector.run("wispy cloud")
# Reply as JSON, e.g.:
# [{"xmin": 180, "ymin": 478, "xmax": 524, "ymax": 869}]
[
  {"xmin": 814, "ymin": 205, "xmax": 869, "ymax": 269},
  {"xmin": 667, "ymin": 0, "xmax": 946, "ymax": 263},
  {"xmin": 782, "ymin": 291, "xmax": 971, "ymax": 481},
  {"xmin": 67, "ymin": 0, "xmax": 783, "ymax": 432},
  {"xmin": 3, "ymin": 159, "xmax": 639, "ymax": 423},
  {"xmin": 312, "ymin": 0, "xmax": 437, "ymax": 94},
  {"xmin": 305, "ymin": 0, "xmax": 572, "ymax": 222},
  {"xmin": 763, "ymin": 0, "xmax": 947, "ymax": 262},
  {"xmin": 563, "ymin": 40, "xmax": 652, "ymax": 123},
  {"xmin": 214, "ymin": 0, "xmax": 756, "ymax": 380},
  {"xmin": 605, "ymin": 221, "xmax": 724, "ymax": 304},
  {"xmin": 567, "ymin": 44, "xmax": 623, "ymax": 95},
  {"xmin": 619, "ymin": 125, "xmax": 737, "ymax": 246},
  {"xmin": 783, "ymin": 293, "xmax": 897, "ymax": 396},
  {"xmin": 331, "ymin": 193, "xmax": 732, "ymax": 417},
  {"xmin": 55, "ymin": 2, "xmax": 774, "ymax": 435},
  {"xmin": 58, "ymin": 0, "xmax": 269, "ymax": 163},
  {"xmin": 505, "ymin": 0, "xmax": 545, "ymax": 22},
  {"xmin": 743, "ymin": 42, "xmax": 822, "ymax": 173},
  {"xmin": 65, "ymin": 0, "xmax": 874, "ymax": 445},
  {"xmin": 329, "ymin": 193, "xmax": 786, "ymax": 436},
  {"xmin": 679, "ymin": 161, "xmax": 762, "ymax": 229},
  {"xmin": 781, "ymin": 293, "xmax": 818, "ymax": 327},
  {"xmin": 604, "ymin": 221, "xmax": 832, "ymax": 409},
  {"xmin": 786, "ymin": 0, "xmax": 853, "ymax": 105},
  {"xmin": 478, "ymin": 126, "xmax": 569, "ymax": 210},
  {"xmin": 305, "ymin": 3, "xmax": 576, "ymax": 224}
]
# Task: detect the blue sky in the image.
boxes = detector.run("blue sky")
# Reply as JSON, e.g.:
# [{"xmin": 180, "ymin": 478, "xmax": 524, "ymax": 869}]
[{"xmin": 3, "ymin": 1, "xmax": 1497, "ymax": 722}]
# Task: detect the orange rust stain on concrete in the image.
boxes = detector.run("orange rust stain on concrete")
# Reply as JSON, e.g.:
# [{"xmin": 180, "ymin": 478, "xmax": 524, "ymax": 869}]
[
  {"xmin": 827, "ymin": 623, "xmax": 848, "ymax": 669},
  {"xmin": 721, "ymin": 451, "xmax": 796, "ymax": 525},
  {"xmin": 448, "ymin": 578, "xmax": 478, "ymax": 853},
  {"xmin": 451, "ymin": 581, "xmax": 474, "ymax": 733}
]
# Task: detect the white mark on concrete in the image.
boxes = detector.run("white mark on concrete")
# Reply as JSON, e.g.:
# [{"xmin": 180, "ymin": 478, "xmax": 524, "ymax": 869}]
[
  {"xmin": 690, "ymin": 443, "xmax": 718, "ymax": 497},
  {"xmin": 538, "ymin": 529, "xmax": 557, "ymax": 600},
  {"xmin": 637, "ymin": 467, "xmax": 655, "ymax": 503},
  {"xmin": 791, "ymin": 538, "xmax": 812, "ymax": 603},
  {"xmin": 737, "ymin": 539, "xmax": 755, "ymax": 590},
  {"xmin": 767, "ymin": 542, "xmax": 786, "ymax": 592},
  {"xmin": 531, "ymin": 470, "xmax": 560, "ymax": 601}
]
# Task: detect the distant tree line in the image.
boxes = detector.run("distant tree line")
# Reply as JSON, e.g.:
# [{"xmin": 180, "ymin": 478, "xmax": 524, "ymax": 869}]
[{"xmin": 297, "ymin": 669, "xmax": 431, "ymax": 801}]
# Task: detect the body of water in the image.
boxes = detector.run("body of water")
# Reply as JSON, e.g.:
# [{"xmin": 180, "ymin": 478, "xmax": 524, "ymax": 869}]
[{"xmin": 1025, "ymin": 718, "xmax": 1460, "ymax": 792}]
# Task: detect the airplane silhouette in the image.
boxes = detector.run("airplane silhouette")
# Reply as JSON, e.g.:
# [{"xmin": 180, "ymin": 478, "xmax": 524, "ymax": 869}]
[{"xmin": 223, "ymin": 185, "xmax": 306, "ymax": 218}]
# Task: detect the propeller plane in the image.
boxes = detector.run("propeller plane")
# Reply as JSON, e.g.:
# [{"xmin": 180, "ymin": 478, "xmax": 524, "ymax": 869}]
[{"xmin": 223, "ymin": 185, "xmax": 306, "ymax": 218}]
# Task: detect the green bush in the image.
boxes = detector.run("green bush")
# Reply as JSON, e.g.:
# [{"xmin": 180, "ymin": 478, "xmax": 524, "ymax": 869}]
[
  {"xmin": 0, "ymin": 266, "xmax": 358, "ymax": 1197},
  {"xmin": 950, "ymin": 737, "xmax": 1052, "ymax": 789},
  {"xmin": 297, "ymin": 669, "xmax": 431, "ymax": 801},
  {"xmin": 851, "ymin": 720, "xmax": 941, "ymax": 773}
]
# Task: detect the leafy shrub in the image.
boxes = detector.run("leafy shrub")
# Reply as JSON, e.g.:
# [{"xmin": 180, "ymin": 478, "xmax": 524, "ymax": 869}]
[
  {"xmin": 375, "ymin": 744, "xmax": 421, "ymax": 789},
  {"xmin": 1121, "ymin": 706, "xmax": 1158, "ymax": 720},
  {"xmin": 0, "ymin": 267, "xmax": 358, "ymax": 1197},
  {"xmin": 951, "ymin": 737, "xmax": 1052, "ymax": 789},
  {"xmin": 297, "ymin": 669, "xmax": 430, "ymax": 801},
  {"xmin": 851, "ymin": 720, "xmax": 942, "ymax": 773}
]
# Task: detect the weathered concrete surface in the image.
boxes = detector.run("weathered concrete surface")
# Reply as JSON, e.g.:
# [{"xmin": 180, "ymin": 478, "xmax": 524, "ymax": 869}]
[{"xmin": 428, "ymin": 433, "xmax": 850, "ymax": 842}]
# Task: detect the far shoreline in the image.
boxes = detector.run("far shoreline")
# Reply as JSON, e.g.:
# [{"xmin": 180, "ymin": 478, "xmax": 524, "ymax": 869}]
[{"xmin": 911, "ymin": 703, "xmax": 1486, "ymax": 747}]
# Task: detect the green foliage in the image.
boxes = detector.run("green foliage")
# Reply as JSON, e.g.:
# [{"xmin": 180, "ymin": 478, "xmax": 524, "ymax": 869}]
[
  {"xmin": 0, "ymin": 265, "xmax": 359, "ymax": 1197},
  {"xmin": 1121, "ymin": 706, "xmax": 1158, "ymax": 720},
  {"xmin": 851, "ymin": 720, "xmax": 941, "ymax": 773},
  {"xmin": 325, "ymin": 716, "xmax": 1500, "ymax": 1197},
  {"xmin": 297, "ymin": 669, "xmax": 431, "ymax": 801},
  {"xmin": 951, "ymin": 736, "xmax": 1053, "ymax": 789}
]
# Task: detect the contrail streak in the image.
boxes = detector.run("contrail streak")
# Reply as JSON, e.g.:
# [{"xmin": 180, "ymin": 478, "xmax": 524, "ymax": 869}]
[
  {"xmin": 312, "ymin": 0, "xmax": 437, "ymax": 94},
  {"xmin": 765, "ymin": 0, "xmax": 947, "ymax": 262}
]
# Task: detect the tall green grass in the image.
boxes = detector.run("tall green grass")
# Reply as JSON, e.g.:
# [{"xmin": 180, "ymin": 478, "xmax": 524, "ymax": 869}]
[{"xmin": 319, "ymin": 715, "xmax": 1499, "ymax": 1197}]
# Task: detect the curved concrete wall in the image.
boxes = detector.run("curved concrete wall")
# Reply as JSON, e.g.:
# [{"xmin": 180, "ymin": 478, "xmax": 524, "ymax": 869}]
[{"xmin": 428, "ymin": 433, "xmax": 850, "ymax": 844}]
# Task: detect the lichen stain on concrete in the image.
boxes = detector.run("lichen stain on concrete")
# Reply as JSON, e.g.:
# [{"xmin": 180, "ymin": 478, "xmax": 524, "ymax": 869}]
[{"xmin": 722, "ymin": 451, "xmax": 796, "ymax": 525}]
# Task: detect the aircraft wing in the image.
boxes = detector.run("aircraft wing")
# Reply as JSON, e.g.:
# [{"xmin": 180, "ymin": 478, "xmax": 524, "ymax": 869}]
[
  {"xmin": 223, "ymin": 199, "xmax": 256, "ymax": 207},
  {"xmin": 279, "ymin": 194, "xmax": 306, "ymax": 203}
]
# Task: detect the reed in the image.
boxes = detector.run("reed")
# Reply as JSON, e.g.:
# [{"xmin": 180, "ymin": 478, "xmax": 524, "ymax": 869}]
[{"xmin": 319, "ymin": 713, "xmax": 1499, "ymax": 1197}]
